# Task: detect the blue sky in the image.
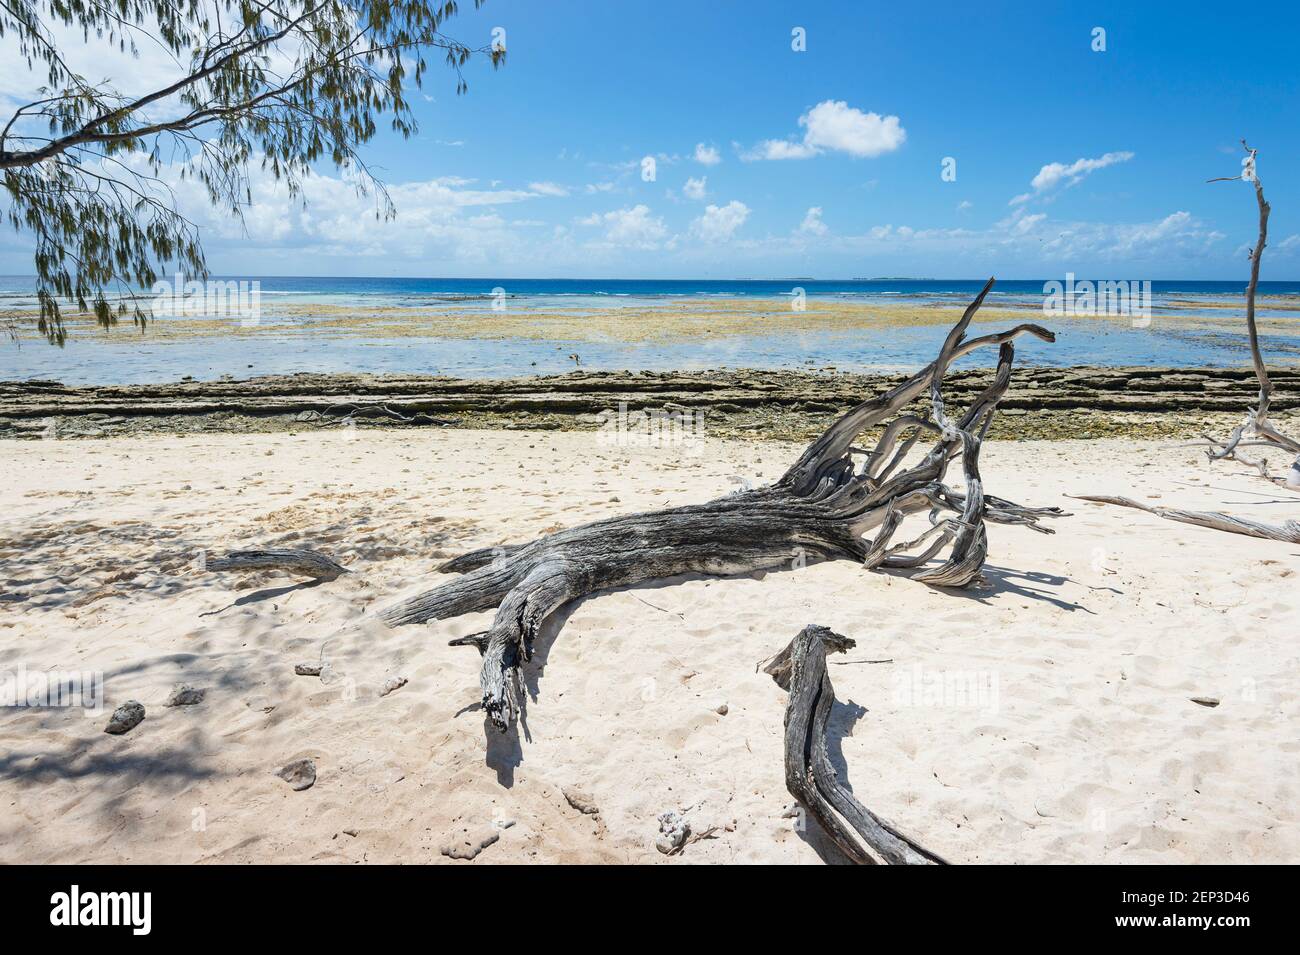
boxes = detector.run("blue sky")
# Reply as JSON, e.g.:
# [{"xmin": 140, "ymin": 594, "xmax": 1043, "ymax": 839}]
[{"xmin": 3, "ymin": 0, "xmax": 1299, "ymax": 278}]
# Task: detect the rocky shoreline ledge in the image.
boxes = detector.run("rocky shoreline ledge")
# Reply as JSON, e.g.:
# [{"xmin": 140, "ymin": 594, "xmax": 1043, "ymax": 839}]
[{"xmin": 3, "ymin": 365, "xmax": 1298, "ymax": 441}]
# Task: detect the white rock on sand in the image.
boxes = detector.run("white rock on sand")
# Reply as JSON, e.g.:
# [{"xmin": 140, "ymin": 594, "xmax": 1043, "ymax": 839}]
[{"xmin": 0, "ymin": 430, "xmax": 1296, "ymax": 863}]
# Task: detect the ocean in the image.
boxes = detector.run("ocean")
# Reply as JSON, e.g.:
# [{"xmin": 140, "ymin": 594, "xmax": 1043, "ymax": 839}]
[{"xmin": 2, "ymin": 275, "xmax": 1298, "ymax": 384}]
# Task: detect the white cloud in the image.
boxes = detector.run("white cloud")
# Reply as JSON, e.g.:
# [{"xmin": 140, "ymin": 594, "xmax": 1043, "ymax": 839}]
[
  {"xmin": 957, "ymin": 200, "xmax": 973, "ymax": 212},
  {"xmin": 528, "ymin": 181, "xmax": 570, "ymax": 197},
  {"xmin": 0, "ymin": 19, "xmax": 184, "ymax": 112},
  {"xmin": 579, "ymin": 204, "xmax": 669, "ymax": 248},
  {"xmin": 799, "ymin": 206, "xmax": 828, "ymax": 235},
  {"xmin": 802, "ymin": 101, "xmax": 906, "ymax": 157},
  {"xmin": 699, "ymin": 206, "xmax": 1224, "ymax": 275},
  {"xmin": 693, "ymin": 143, "xmax": 722, "ymax": 165},
  {"xmin": 1012, "ymin": 212, "xmax": 1046, "ymax": 235},
  {"xmin": 742, "ymin": 139, "xmax": 820, "ymax": 161},
  {"xmin": 690, "ymin": 200, "xmax": 750, "ymax": 242},
  {"xmin": 743, "ymin": 100, "xmax": 906, "ymax": 161},
  {"xmin": 585, "ymin": 181, "xmax": 616, "ymax": 194},
  {"xmin": 683, "ymin": 176, "xmax": 708, "ymax": 201},
  {"xmin": 1027, "ymin": 151, "xmax": 1134, "ymax": 196}
]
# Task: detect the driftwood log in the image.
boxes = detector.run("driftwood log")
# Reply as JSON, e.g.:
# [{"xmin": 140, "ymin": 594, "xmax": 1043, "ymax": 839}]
[
  {"xmin": 369, "ymin": 279, "xmax": 1062, "ymax": 733},
  {"xmin": 204, "ymin": 548, "xmax": 348, "ymax": 580},
  {"xmin": 1085, "ymin": 143, "xmax": 1300, "ymax": 543},
  {"xmin": 764, "ymin": 625, "xmax": 947, "ymax": 865}
]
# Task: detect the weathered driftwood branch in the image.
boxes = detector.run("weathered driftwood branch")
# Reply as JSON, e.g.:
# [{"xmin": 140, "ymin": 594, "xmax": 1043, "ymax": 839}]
[
  {"xmin": 1072, "ymin": 495, "xmax": 1300, "ymax": 544},
  {"xmin": 764, "ymin": 625, "xmax": 946, "ymax": 865},
  {"xmin": 205, "ymin": 548, "xmax": 348, "ymax": 580},
  {"xmin": 1201, "ymin": 143, "xmax": 1300, "ymax": 485},
  {"xmin": 366, "ymin": 279, "xmax": 1059, "ymax": 733}
]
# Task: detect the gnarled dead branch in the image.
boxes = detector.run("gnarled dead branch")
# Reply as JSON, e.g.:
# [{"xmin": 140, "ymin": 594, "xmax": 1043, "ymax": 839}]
[
  {"xmin": 354, "ymin": 278, "xmax": 1060, "ymax": 735},
  {"xmin": 764, "ymin": 624, "xmax": 947, "ymax": 865}
]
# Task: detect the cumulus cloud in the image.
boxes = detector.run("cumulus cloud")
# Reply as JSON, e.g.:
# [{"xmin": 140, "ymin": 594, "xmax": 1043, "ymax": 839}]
[
  {"xmin": 1011, "ymin": 212, "xmax": 1046, "ymax": 235},
  {"xmin": 693, "ymin": 143, "xmax": 722, "ymax": 165},
  {"xmin": 743, "ymin": 139, "xmax": 820, "ymax": 161},
  {"xmin": 1012, "ymin": 151, "xmax": 1134, "ymax": 204},
  {"xmin": 798, "ymin": 206, "xmax": 828, "ymax": 235},
  {"xmin": 0, "ymin": 18, "xmax": 186, "ymax": 113},
  {"xmin": 690, "ymin": 200, "xmax": 750, "ymax": 242},
  {"xmin": 703, "ymin": 207, "xmax": 1224, "ymax": 276},
  {"xmin": 578, "ymin": 204, "xmax": 669, "ymax": 248},
  {"xmin": 682, "ymin": 176, "xmax": 708, "ymax": 201},
  {"xmin": 742, "ymin": 100, "xmax": 905, "ymax": 161}
]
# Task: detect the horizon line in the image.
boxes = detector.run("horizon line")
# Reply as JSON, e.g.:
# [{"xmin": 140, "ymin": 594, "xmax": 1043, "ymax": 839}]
[{"xmin": 3, "ymin": 274, "xmax": 1295, "ymax": 284}]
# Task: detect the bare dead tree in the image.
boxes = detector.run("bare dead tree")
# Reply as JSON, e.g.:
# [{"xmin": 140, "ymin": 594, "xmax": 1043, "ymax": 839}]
[
  {"xmin": 1083, "ymin": 143, "xmax": 1300, "ymax": 543},
  {"xmin": 347, "ymin": 280, "xmax": 1062, "ymax": 733},
  {"xmin": 1199, "ymin": 143, "xmax": 1300, "ymax": 485}
]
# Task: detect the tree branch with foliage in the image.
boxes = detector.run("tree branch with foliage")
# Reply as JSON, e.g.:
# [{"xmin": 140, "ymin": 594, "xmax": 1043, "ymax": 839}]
[{"xmin": 0, "ymin": 0, "xmax": 504, "ymax": 344}]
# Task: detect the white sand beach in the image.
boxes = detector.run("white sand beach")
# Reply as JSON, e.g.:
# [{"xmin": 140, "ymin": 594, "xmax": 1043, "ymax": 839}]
[{"xmin": 1, "ymin": 430, "xmax": 1297, "ymax": 864}]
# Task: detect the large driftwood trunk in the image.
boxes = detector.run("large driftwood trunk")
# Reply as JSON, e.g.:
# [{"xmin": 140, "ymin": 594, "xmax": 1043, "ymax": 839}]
[{"xmin": 370, "ymin": 279, "xmax": 1061, "ymax": 733}]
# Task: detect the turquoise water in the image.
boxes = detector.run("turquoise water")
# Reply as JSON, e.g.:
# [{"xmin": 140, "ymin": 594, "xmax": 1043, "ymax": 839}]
[
  {"xmin": 2, "ymin": 275, "xmax": 1297, "ymax": 384},
  {"xmin": 6, "ymin": 274, "xmax": 1298, "ymax": 305}
]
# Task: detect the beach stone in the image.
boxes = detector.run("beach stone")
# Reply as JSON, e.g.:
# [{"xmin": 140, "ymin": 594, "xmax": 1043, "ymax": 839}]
[
  {"xmin": 655, "ymin": 810, "xmax": 690, "ymax": 854},
  {"xmin": 1191, "ymin": 697, "xmax": 1221, "ymax": 708},
  {"xmin": 164, "ymin": 684, "xmax": 205, "ymax": 706},
  {"xmin": 440, "ymin": 826, "xmax": 500, "ymax": 860},
  {"xmin": 379, "ymin": 676, "xmax": 408, "ymax": 697},
  {"xmin": 273, "ymin": 758, "xmax": 317, "ymax": 791},
  {"xmin": 714, "ymin": 703, "xmax": 729, "ymax": 716},
  {"xmin": 294, "ymin": 663, "xmax": 323, "ymax": 676},
  {"xmin": 104, "ymin": 701, "xmax": 145, "ymax": 735},
  {"xmin": 563, "ymin": 787, "xmax": 600, "ymax": 815}
]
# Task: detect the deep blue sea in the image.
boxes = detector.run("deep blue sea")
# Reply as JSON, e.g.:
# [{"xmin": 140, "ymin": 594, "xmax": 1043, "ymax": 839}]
[{"xmin": 2, "ymin": 275, "xmax": 1298, "ymax": 384}]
